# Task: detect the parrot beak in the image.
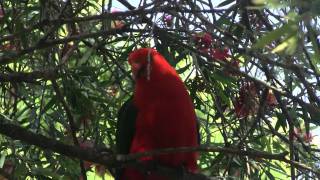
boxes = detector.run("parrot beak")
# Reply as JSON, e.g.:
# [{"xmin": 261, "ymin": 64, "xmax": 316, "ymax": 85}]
[
  {"xmin": 131, "ymin": 64, "xmax": 147, "ymax": 81},
  {"xmin": 130, "ymin": 62, "xmax": 140, "ymax": 81},
  {"xmin": 131, "ymin": 63, "xmax": 141, "ymax": 81},
  {"xmin": 130, "ymin": 62, "xmax": 145, "ymax": 80},
  {"xmin": 131, "ymin": 70, "xmax": 137, "ymax": 81}
]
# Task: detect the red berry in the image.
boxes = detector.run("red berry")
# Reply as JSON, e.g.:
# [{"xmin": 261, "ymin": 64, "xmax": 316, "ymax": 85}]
[
  {"xmin": 201, "ymin": 33, "xmax": 212, "ymax": 48},
  {"xmin": 303, "ymin": 132, "xmax": 313, "ymax": 143},
  {"xmin": 234, "ymin": 82, "xmax": 258, "ymax": 118},
  {"xmin": 193, "ymin": 33, "xmax": 212, "ymax": 49},
  {"xmin": 111, "ymin": 8, "xmax": 125, "ymax": 29},
  {"xmin": 234, "ymin": 100, "xmax": 249, "ymax": 118},
  {"xmin": 163, "ymin": 15, "xmax": 173, "ymax": 26},
  {"xmin": 211, "ymin": 48, "xmax": 229, "ymax": 61},
  {"xmin": 266, "ymin": 90, "xmax": 277, "ymax": 106}
]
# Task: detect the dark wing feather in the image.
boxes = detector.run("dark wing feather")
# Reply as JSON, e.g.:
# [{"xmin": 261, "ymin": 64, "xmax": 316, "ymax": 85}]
[{"xmin": 115, "ymin": 96, "xmax": 138, "ymax": 179}]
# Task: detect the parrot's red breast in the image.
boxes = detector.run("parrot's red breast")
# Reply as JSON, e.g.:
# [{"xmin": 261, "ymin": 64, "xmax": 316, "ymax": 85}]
[{"xmin": 122, "ymin": 48, "xmax": 198, "ymax": 179}]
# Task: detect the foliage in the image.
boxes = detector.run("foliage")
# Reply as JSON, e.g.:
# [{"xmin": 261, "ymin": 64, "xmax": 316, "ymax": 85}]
[{"xmin": 0, "ymin": 0, "xmax": 320, "ymax": 179}]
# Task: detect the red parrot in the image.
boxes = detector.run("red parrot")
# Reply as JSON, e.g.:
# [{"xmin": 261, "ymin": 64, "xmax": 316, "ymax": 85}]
[{"xmin": 116, "ymin": 48, "xmax": 199, "ymax": 179}]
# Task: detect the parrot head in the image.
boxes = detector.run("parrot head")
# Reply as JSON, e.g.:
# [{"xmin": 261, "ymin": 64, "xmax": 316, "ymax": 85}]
[{"xmin": 128, "ymin": 48, "xmax": 156, "ymax": 80}]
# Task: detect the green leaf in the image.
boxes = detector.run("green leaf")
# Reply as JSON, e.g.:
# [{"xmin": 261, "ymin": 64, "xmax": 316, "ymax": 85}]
[
  {"xmin": 253, "ymin": 22, "xmax": 298, "ymax": 49},
  {"xmin": 0, "ymin": 154, "xmax": 6, "ymax": 168},
  {"xmin": 177, "ymin": 63, "xmax": 191, "ymax": 74},
  {"xmin": 212, "ymin": 71, "xmax": 237, "ymax": 86},
  {"xmin": 271, "ymin": 35, "xmax": 298, "ymax": 55},
  {"xmin": 174, "ymin": 50, "xmax": 188, "ymax": 66},
  {"xmin": 156, "ymin": 43, "xmax": 175, "ymax": 66},
  {"xmin": 215, "ymin": 16, "xmax": 233, "ymax": 27},
  {"xmin": 232, "ymin": 25, "xmax": 244, "ymax": 39},
  {"xmin": 214, "ymin": 82, "xmax": 229, "ymax": 106},
  {"xmin": 275, "ymin": 112, "xmax": 287, "ymax": 132},
  {"xmin": 265, "ymin": 170, "xmax": 276, "ymax": 180},
  {"xmin": 306, "ymin": 104, "xmax": 320, "ymax": 125},
  {"xmin": 78, "ymin": 47, "xmax": 95, "ymax": 65},
  {"xmin": 41, "ymin": 97, "xmax": 57, "ymax": 114},
  {"xmin": 31, "ymin": 167, "xmax": 61, "ymax": 179},
  {"xmin": 218, "ymin": 0, "xmax": 236, "ymax": 7}
]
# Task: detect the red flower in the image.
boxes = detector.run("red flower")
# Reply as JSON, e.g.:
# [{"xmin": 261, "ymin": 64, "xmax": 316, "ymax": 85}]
[
  {"xmin": 234, "ymin": 82, "xmax": 258, "ymax": 118},
  {"xmin": 111, "ymin": 8, "xmax": 125, "ymax": 29},
  {"xmin": 193, "ymin": 32, "xmax": 212, "ymax": 49},
  {"xmin": 266, "ymin": 90, "xmax": 277, "ymax": 106},
  {"xmin": 303, "ymin": 132, "xmax": 313, "ymax": 143},
  {"xmin": 234, "ymin": 100, "xmax": 250, "ymax": 118},
  {"xmin": 240, "ymin": 82, "xmax": 257, "ymax": 98},
  {"xmin": 163, "ymin": 14, "xmax": 173, "ymax": 26},
  {"xmin": 211, "ymin": 48, "xmax": 229, "ymax": 61},
  {"xmin": 113, "ymin": 20, "xmax": 125, "ymax": 29},
  {"xmin": 293, "ymin": 128, "xmax": 314, "ymax": 143},
  {"xmin": 202, "ymin": 33, "xmax": 212, "ymax": 48}
]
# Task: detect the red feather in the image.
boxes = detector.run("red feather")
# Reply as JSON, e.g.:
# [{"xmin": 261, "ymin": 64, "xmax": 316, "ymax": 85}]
[{"xmin": 122, "ymin": 48, "xmax": 198, "ymax": 179}]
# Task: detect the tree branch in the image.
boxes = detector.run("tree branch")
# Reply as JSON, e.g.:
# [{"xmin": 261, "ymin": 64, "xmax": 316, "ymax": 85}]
[
  {"xmin": 0, "ymin": 69, "xmax": 58, "ymax": 83},
  {"xmin": 0, "ymin": 114, "xmax": 319, "ymax": 177}
]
